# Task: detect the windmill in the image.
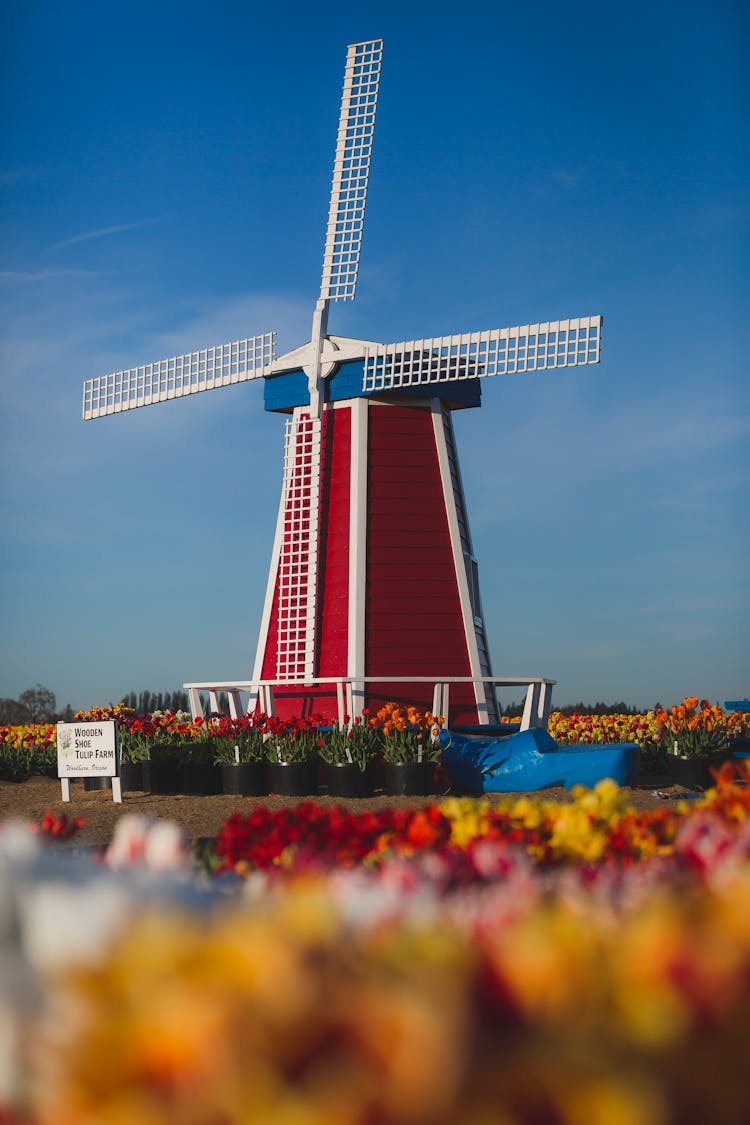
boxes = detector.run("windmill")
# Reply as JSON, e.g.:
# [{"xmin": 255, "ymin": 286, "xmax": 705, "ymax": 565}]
[{"xmin": 82, "ymin": 39, "xmax": 602, "ymax": 727}]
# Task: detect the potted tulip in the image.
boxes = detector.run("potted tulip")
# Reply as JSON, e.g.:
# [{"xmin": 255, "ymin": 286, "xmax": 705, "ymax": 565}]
[
  {"xmin": 116, "ymin": 717, "xmax": 153, "ymax": 791},
  {"xmin": 266, "ymin": 715, "xmax": 321, "ymax": 796},
  {"xmin": 656, "ymin": 697, "xmax": 734, "ymax": 790},
  {"xmin": 177, "ymin": 735, "xmax": 223, "ymax": 794},
  {"xmin": 211, "ymin": 713, "xmax": 269, "ymax": 796},
  {"xmin": 317, "ymin": 714, "xmax": 378, "ymax": 797},
  {"xmin": 85, "ymin": 717, "xmax": 147, "ymax": 792},
  {"xmin": 141, "ymin": 711, "xmax": 212, "ymax": 794},
  {"xmin": 373, "ymin": 704, "xmax": 445, "ymax": 796},
  {"xmin": 142, "ymin": 738, "xmax": 184, "ymax": 794},
  {"xmin": 141, "ymin": 712, "xmax": 194, "ymax": 794}
]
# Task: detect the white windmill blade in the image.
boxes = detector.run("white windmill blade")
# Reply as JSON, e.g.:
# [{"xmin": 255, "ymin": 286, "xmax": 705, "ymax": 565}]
[
  {"xmin": 362, "ymin": 316, "xmax": 603, "ymax": 392},
  {"xmin": 82, "ymin": 332, "xmax": 276, "ymax": 420},
  {"xmin": 319, "ymin": 39, "xmax": 383, "ymax": 304}
]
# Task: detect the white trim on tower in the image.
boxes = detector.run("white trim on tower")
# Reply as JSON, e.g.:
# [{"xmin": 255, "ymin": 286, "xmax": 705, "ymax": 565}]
[
  {"xmin": 251, "ymin": 451, "xmax": 287, "ymax": 713},
  {"xmin": 347, "ymin": 398, "xmax": 368, "ymax": 717},
  {"xmin": 430, "ymin": 399, "xmax": 494, "ymax": 723}
]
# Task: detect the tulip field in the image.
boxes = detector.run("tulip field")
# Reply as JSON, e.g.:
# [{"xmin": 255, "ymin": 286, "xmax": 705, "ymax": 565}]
[
  {"xmin": 4, "ymin": 696, "xmax": 749, "ymax": 753},
  {"xmin": 1, "ymin": 701, "xmax": 749, "ymax": 1123},
  {"xmin": 0, "ymin": 709, "xmax": 666, "ymax": 759}
]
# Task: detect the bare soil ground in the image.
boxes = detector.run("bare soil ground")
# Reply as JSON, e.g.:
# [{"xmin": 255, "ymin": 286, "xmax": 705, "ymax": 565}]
[{"xmin": 0, "ymin": 773, "xmax": 680, "ymax": 849}]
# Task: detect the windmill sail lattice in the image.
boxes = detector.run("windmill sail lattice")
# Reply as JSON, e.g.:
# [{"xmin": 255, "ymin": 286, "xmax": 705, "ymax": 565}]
[
  {"xmin": 362, "ymin": 317, "xmax": 601, "ymax": 391},
  {"xmin": 320, "ymin": 39, "xmax": 383, "ymax": 303},
  {"xmin": 82, "ymin": 334, "xmax": 275, "ymax": 420},
  {"xmin": 81, "ymin": 38, "xmax": 604, "ymax": 726}
]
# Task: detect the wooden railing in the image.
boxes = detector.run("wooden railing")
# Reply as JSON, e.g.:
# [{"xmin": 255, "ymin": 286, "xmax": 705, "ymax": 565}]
[{"xmin": 183, "ymin": 675, "xmax": 556, "ymax": 733}]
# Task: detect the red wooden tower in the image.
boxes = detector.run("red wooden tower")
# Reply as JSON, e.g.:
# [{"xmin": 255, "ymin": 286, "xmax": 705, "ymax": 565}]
[{"xmin": 253, "ymin": 387, "xmax": 496, "ymax": 725}]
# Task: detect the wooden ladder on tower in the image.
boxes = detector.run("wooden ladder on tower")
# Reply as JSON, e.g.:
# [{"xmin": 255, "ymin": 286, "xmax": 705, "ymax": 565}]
[{"xmin": 275, "ymin": 411, "xmax": 321, "ymax": 681}]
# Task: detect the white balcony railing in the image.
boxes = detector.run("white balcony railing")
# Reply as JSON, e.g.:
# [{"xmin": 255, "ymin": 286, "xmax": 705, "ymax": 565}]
[{"xmin": 183, "ymin": 675, "xmax": 556, "ymax": 733}]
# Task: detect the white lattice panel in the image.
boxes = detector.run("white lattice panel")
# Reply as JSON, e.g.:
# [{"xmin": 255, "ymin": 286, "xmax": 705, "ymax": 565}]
[
  {"xmin": 82, "ymin": 333, "xmax": 276, "ymax": 420},
  {"xmin": 362, "ymin": 316, "xmax": 602, "ymax": 392},
  {"xmin": 319, "ymin": 39, "xmax": 383, "ymax": 303},
  {"xmin": 275, "ymin": 412, "xmax": 321, "ymax": 681}
]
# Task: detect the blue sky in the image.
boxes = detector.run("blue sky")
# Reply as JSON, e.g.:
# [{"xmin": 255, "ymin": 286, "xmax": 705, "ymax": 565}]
[{"xmin": 1, "ymin": 0, "xmax": 748, "ymax": 713}]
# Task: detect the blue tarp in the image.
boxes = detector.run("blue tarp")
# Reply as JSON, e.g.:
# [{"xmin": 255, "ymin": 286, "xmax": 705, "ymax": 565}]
[{"xmin": 441, "ymin": 727, "xmax": 640, "ymax": 794}]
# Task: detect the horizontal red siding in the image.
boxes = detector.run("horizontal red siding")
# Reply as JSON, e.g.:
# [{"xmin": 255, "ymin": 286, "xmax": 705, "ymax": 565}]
[
  {"xmin": 365, "ymin": 402, "xmax": 479, "ymax": 724},
  {"xmin": 256, "ymin": 400, "xmax": 482, "ymax": 725}
]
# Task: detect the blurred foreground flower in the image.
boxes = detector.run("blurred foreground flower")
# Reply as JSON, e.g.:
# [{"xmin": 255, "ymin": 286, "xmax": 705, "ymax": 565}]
[
  {"xmin": 2, "ymin": 767, "xmax": 750, "ymax": 1123},
  {"xmin": 11, "ymin": 855, "xmax": 750, "ymax": 1125},
  {"xmin": 34, "ymin": 811, "xmax": 85, "ymax": 841},
  {"xmin": 103, "ymin": 815, "xmax": 191, "ymax": 873}
]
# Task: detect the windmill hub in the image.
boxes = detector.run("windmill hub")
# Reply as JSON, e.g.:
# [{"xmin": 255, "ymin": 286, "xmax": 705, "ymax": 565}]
[
  {"xmin": 272, "ymin": 335, "xmax": 378, "ymax": 383},
  {"xmin": 81, "ymin": 38, "xmax": 603, "ymax": 727}
]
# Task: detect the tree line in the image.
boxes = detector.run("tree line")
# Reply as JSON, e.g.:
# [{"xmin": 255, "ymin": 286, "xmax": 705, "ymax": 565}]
[
  {"xmin": 501, "ymin": 700, "xmax": 647, "ymax": 717},
  {"xmin": 119, "ymin": 690, "xmax": 191, "ymax": 715},
  {"xmin": 0, "ymin": 684, "xmax": 74, "ymax": 724},
  {"xmin": 0, "ymin": 684, "xmax": 196, "ymax": 725},
  {"xmin": 1, "ymin": 684, "xmax": 651, "ymax": 726}
]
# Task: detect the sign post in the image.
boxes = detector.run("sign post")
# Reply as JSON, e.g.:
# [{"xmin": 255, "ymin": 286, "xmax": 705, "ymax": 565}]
[{"xmin": 56, "ymin": 720, "xmax": 122, "ymax": 803}]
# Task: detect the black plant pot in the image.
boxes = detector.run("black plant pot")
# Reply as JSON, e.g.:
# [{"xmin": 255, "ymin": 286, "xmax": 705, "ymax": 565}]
[
  {"xmin": 384, "ymin": 761, "xmax": 434, "ymax": 797},
  {"xmin": 178, "ymin": 762, "xmax": 223, "ymax": 795},
  {"xmin": 83, "ymin": 775, "xmax": 111, "ymax": 792},
  {"xmin": 268, "ymin": 760, "xmax": 318, "ymax": 796},
  {"xmin": 119, "ymin": 761, "xmax": 145, "ymax": 791},
  {"xmin": 221, "ymin": 761, "xmax": 268, "ymax": 796},
  {"xmin": 667, "ymin": 755, "xmax": 729, "ymax": 791},
  {"xmin": 142, "ymin": 760, "xmax": 181, "ymax": 795},
  {"xmin": 326, "ymin": 762, "xmax": 374, "ymax": 798}
]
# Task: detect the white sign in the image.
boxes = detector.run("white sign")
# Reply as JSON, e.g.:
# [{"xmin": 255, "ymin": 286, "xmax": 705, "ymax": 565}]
[{"xmin": 57, "ymin": 721, "xmax": 118, "ymax": 777}]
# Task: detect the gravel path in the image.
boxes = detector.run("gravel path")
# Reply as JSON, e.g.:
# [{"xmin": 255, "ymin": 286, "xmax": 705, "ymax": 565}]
[{"xmin": 0, "ymin": 773, "xmax": 681, "ymax": 848}]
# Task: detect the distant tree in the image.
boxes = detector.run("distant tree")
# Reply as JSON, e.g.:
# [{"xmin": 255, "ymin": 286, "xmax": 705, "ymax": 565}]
[
  {"xmin": 118, "ymin": 689, "xmax": 192, "ymax": 715},
  {"xmin": 0, "ymin": 698, "xmax": 32, "ymax": 723},
  {"xmin": 0, "ymin": 690, "xmax": 77, "ymax": 724},
  {"xmin": 163, "ymin": 690, "xmax": 189, "ymax": 712},
  {"xmin": 501, "ymin": 701, "xmax": 523, "ymax": 717},
  {"xmin": 216, "ymin": 691, "xmax": 230, "ymax": 715},
  {"xmin": 555, "ymin": 701, "xmax": 640, "ymax": 716},
  {"xmin": 197, "ymin": 691, "xmax": 229, "ymax": 716},
  {"xmin": 18, "ymin": 683, "xmax": 56, "ymax": 723}
]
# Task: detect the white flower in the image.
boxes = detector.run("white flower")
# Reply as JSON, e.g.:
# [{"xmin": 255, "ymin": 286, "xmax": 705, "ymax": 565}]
[
  {"xmin": 104, "ymin": 815, "xmax": 191, "ymax": 873},
  {"xmin": 0, "ymin": 821, "xmax": 43, "ymax": 865},
  {"xmin": 143, "ymin": 820, "xmax": 191, "ymax": 872}
]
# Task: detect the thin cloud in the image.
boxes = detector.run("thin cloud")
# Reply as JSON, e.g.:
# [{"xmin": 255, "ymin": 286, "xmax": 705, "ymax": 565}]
[
  {"xmin": 0, "ymin": 268, "xmax": 107, "ymax": 282},
  {"xmin": 49, "ymin": 218, "xmax": 160, "ymax": 251}
]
